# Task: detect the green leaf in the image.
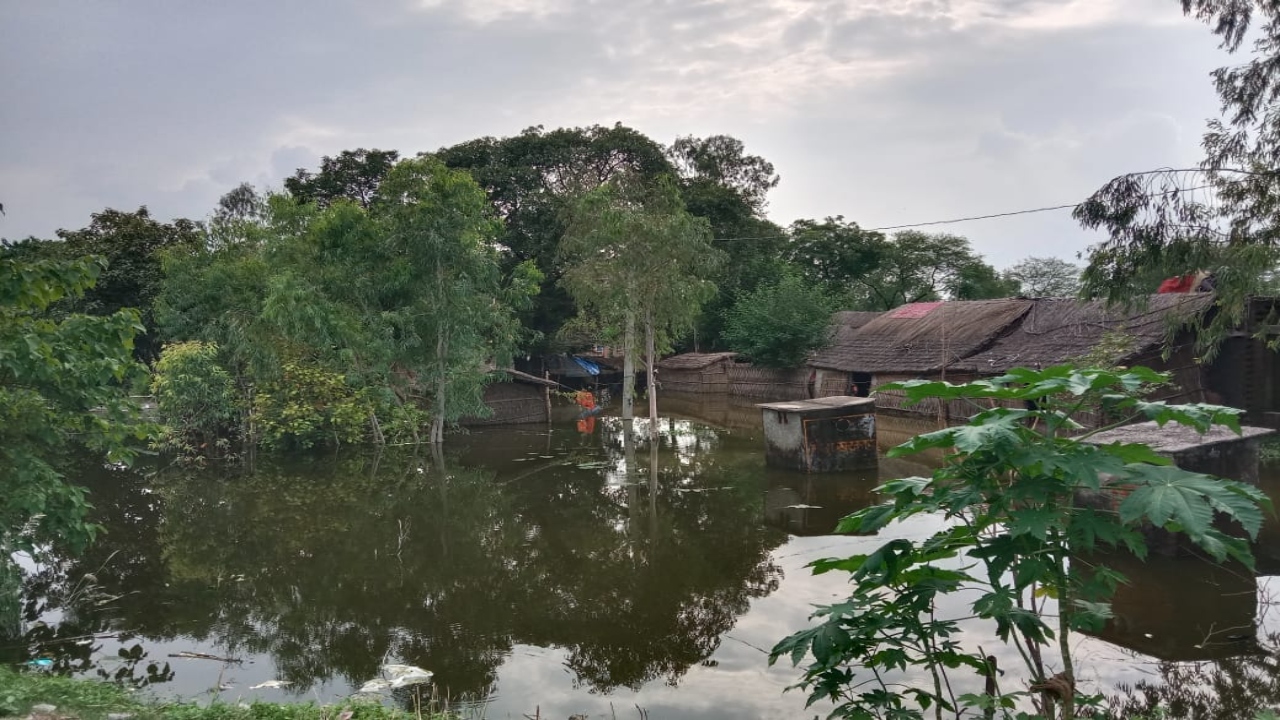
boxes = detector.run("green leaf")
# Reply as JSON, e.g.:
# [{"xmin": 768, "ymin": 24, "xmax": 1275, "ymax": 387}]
[
  {"xmin": 1007, "ymin": 506, "xmax": 1059, "ymax": 540},
  {"xmin": 835, "ymin": 503, "xmax": 898, "ymax": 535}
]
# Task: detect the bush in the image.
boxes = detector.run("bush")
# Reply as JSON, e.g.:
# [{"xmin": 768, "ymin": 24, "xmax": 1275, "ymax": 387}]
[
  {"xmin": 252, "ymin": 362, "xmax": 369, "ymax": 449},
  {"xmin": 151, "ymin": 341, "xmax": 239, "ymax": 457},
  {"xmin": 723, "ymin": 271, "xmax": 834, "ymax": 368},
  {"xmin": 773, "ymin": 365, "xmax": 1269, "ymax": 720}
]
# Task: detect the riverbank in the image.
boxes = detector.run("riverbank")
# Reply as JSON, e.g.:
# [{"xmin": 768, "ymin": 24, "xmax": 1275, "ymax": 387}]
[{"xmin": 0, "ymin": 670, "xmax": 452, "ymax": 720}]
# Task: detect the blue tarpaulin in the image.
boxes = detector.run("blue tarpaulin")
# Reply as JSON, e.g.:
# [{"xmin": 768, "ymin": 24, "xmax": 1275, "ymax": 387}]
[{"xmin": 571, "ymin": 356, "xmax": 602, "ymax": 376}]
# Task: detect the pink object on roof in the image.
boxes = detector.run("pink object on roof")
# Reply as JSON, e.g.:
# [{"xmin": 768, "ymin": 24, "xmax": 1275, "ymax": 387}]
[{"xmin": 889, "ymin": 301, "xmax": 944, "ymax": 319}]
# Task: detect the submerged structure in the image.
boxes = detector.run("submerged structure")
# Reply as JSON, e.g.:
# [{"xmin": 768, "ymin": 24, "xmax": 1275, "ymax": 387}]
[{"xmin": 758, "ymin": 396, "xmax": 877, "ymax": 472}]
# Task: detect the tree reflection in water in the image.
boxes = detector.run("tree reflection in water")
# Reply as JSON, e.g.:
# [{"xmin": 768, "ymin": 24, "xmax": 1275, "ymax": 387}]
[
  {"xmin": 1108, "ymin": 628, "xmax": 1280, "ymax": 719},
  {"xmin": 14, "ymin": 417, "xmax": 787, "ymax": 703}
]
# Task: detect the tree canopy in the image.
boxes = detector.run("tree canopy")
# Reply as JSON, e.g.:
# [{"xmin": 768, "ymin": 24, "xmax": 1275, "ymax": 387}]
[
  {"xmin": 786, "ymin": 219, "xmax": 1013, "ymax": 310},
  {"xmin": 1075, "ymin": 0, "xmax": 1280, "ymax": 346},
  {"xmin": 1, "ymin": 255, "xmax": 149, "ymax": 553},
  {"xmin": 1004, "ymin": 256, "xmax": 1082, "ymax": 297}
]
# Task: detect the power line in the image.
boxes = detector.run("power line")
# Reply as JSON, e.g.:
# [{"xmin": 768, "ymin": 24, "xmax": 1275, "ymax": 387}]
[
  {"xmin": 868, "ymin": 202, "xmax": 1080, "ymax": 232},
  {"xmin": 712, "ymin": 182, "xmax": 1218, "ymax": 243},
  {"xmin": 709, "ymin": 200, "xmax": 1080, "ymax": 244}
]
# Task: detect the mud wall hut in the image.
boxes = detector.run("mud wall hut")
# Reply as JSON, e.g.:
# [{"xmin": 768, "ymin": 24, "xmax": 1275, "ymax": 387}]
[
  {"xmin": 655, "ymin": 352, "xmax": 737, "ymax": 393},
  {"xmin": 461, "ymin": 369, "xmax": 558, "ymax": 426}
]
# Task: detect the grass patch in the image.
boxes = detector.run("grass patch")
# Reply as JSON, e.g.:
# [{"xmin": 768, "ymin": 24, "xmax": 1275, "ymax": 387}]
[{"xmin": 0, "ymin": 669, "xmax": 451, "ymax": 720}]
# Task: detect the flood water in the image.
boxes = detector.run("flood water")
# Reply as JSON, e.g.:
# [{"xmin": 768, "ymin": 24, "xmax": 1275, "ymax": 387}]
[{"xmin": 6, "ymin": 392, "xmax": 1280, "ymax": 719}]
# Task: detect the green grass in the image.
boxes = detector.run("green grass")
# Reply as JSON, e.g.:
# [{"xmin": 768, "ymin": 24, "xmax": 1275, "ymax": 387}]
[{"xmin": 0, "ymin": 669, "xmax": 452, "ymax": 720}]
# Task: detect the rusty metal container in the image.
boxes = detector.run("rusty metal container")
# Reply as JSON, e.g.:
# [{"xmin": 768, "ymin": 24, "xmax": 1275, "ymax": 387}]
[{"xmin": 758, "ymin": 396, "xmax": 877, "ymax": 472}]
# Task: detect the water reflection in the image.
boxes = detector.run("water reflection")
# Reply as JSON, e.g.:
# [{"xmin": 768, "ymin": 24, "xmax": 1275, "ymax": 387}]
[
  {"xmin": 13, "ymin": 415, "xmax": 792, "ymax": 706},
  {"xmin": 8, "ymin": 391, "xmax": 1280, "ymax": 720}
]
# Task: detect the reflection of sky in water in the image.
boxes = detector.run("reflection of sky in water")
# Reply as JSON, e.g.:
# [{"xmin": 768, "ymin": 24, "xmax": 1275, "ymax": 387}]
[{"xmin": 11, "ymin": 399, "xmax": 1280, "ymax": 719}]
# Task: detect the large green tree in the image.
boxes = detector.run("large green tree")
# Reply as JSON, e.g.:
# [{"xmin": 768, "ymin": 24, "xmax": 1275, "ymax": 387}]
[
  {"xmin": 438, "ymin": 125, "xmax": 675, "ymax": 347},
  {"xmin": 284, "ymin": 148, "xmax": 401, "ymax": 209},
  {"xmin": 560, "ymin": 178, "xmax": 722, "ymax": 424},
  {"xmin": 723, "ymin": 270, "xmax": 835, "ymax": 368},
  {"xmin": 157, "ymin": 162, "xmax": 536, "ymax": 447},
  {"xmin": 787, "ymin": 221, "xmax": 1011, "ymax": 310},
  {"xmin": 1004, "ymin": 256, "xmax": 1082, "ymax": 297},
  {"xmin": 1, "ymin": 255, "xmax": 149, "ymax": 554},
  {"xmin": 668, "ymin": 135, "xmax": 786, "ymax": 349}
]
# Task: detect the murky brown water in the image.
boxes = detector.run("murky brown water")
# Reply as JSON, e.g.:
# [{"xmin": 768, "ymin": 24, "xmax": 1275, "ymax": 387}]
[{"xmin": 6, "ymin": 392, "xmax": 1280, "ymax": 719}]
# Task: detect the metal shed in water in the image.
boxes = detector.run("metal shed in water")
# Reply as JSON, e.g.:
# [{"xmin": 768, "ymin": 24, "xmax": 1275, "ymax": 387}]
[{"xmin": 758, "ymin": 396, "xmax": 877, "ymax": 472}]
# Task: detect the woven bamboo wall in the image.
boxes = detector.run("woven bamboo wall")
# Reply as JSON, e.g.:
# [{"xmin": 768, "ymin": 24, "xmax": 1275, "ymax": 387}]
[
  {"xmin": 728, "ymin": 364, "xmax": 811, "ymax": 399},
  {"xmin": 813, "ymin": 368, "xmax": 849, "ymax": 398},
  {"xmin": 461, "ymin": 382, "xmax": 548, "ymax": 426},
  {"xmin": 871, "ymin": 373, "xmax": 985, "ymax": 422},
  {"xmin": 660, "ymin": 365, "xmax": 732, "ymax": 394}
]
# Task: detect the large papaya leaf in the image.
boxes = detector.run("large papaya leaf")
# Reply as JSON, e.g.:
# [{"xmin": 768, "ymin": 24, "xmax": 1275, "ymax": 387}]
[{"xmin": 1119, "ymin": 465, "xmax": 1267, "ymax": 543}]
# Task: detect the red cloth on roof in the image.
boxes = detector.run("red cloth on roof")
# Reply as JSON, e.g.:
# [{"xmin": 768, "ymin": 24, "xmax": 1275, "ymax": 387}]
[{"xmin": 1157, "ymin": 275, "xmax": 1195, "ymax": 293}]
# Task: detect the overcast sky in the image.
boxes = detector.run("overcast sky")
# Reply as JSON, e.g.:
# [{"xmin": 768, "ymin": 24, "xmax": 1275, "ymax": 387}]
[{"xmin": 0, "ymin": 0, "xmax": 1232, "ymax": 267}]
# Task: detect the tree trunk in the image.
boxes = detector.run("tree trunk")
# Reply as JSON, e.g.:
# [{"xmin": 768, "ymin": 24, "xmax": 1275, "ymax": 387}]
[
  {"xmin": 645, "ymin": 308, "xmax": 658, "ymax": 440},
  {"xmin": 622, "ymin": 307, "xmax": 636, "ymax": 421},
  {"xmin": 431, "ymin": 312, "xmax": 447, "ymax": 445}
]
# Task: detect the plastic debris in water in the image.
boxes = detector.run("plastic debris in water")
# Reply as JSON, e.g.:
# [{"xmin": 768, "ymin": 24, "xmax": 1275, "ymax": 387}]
[
  {"xmin": 381, "ymin": 663, "xmax": 434, "ymax": 688},
  {"xmin": 358, "ymin": 679, "xmax": 393, "ymax": 694},
  {"xmin": 249, "ymin": 680, "xmax": 291, "ymax": 690},
  {"xmin": 26, "ymin": 658, "xmax": 54, "ymax": 669},
  {"xmin": 356, "ymin": 664, "xmax": 434, "ymax": 694}
]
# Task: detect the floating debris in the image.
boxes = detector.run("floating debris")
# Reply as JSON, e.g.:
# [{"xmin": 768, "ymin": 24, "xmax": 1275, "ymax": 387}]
[
  {"xmin": 169, "ymin": 651, "xmax": 236, "ymax": 662},
  {"xmin": 382, "ymin": 663, "xmax": 434, "ymax": 688},
  {"xmin": 25, "ymin": 658, "xmax": 54, "ymax": 669},
  {"xmin": 356, "ymin": 664, "xmax": 434, "ymax": 695},
  {"xmin": 358, "ymin": 678, "xmax": 393, "ymax": 694},
  {"xmin": 249, "ymin": 680, "xmax": 291, "ymax": 690}
]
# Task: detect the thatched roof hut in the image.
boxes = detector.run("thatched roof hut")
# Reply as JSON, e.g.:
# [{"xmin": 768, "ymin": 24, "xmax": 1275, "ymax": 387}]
[
  {"xmin": 809, "ymin": 299, "xmax": 1033, "ymax": 374},
  {"xmin": 809, "ymin": 311, "xmax": 883, "ymax": 370},
  {"xmin": 656, "ymin": 352, "xmax": 737, "ymax": 393},
  {"xmin": 954, "ymin": 294, "xmax": 1214, "ymax": 374},
  {"xmin": 656, "ymin": 352, "xmax": 739, "ymax": 371}
]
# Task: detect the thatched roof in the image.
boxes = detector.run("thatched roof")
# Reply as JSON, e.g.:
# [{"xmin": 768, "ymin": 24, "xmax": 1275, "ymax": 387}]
[
  {"xmin": 955, "ymin": 294, "xmax": 1214, "ymax": 373},
  {"xmin": 809, "ymin": 311, "xmax": 883, "ymax": 369},
  {"xmin": 657, "ymin": 352, "xmax": 739, "ymax": 371},
  {"xmin": 809, "ymin": 299, "xmax": 1033, "ymax": 373}
]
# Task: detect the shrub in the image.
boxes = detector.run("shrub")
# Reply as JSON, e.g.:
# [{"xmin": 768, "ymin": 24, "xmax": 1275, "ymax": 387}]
[
  {"xmin": 251, "ymin": 362, "xmax": 368, "ymax": 449},
  {"xmin": 152, "ymin": 341, "xmax": 239, "ymax": 457}
]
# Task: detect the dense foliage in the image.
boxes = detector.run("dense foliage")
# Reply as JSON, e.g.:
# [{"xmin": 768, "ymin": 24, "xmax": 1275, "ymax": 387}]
[
  {"xmin": 156, "ymin": 158, "xmax": 537, "ymax": 447},
  {"xmin": 560, "ymin": 178, "xmax": 721, "ymax": 420},
  {"xmin": 0, "ymin": 125, "xmax": 1048, "ymax": 455},
  {"xmin": 786, "ymin": 218, "xmax": 1014, "ymax": 311},
  {"xmin": 773, "ymin": 365, "xmax": 1268, "ymax": 720},
  {"xmin": 0, "ymin": 255, "xmax": 150, "ymax": 554},
  {"xmin": 723, "ymin": 271, "xmax": 835, "ymax": 367}
]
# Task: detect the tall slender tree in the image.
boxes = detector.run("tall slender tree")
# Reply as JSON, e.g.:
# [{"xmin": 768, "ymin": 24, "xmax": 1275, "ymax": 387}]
[{"xmin": 560, "ymin": 178, "xmax": 722, "ymax": 429}]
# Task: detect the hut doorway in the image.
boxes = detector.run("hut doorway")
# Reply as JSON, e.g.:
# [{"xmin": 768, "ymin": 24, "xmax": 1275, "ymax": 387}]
[{"xmin": 850, "ymin": 373, "xmax": 872, "ymax": 398}]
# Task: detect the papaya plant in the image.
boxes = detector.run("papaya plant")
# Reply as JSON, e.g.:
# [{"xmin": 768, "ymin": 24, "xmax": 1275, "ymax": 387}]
[{"xmin": 772, "ymin": 365, "xmax": 1271, "ymax": 720}]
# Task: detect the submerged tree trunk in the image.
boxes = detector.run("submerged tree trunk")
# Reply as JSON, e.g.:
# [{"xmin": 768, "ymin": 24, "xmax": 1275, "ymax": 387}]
[
  {"xmin": 645, "ymin": 308, "xmax": 658, "ymax": 440},
  {"xmin": 622, "ymin": 306, "xmax": 636, "ymax": 421},
  {"xmin": 431, "ymin": 303, "xmax": 447, "ymax": 445}
]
